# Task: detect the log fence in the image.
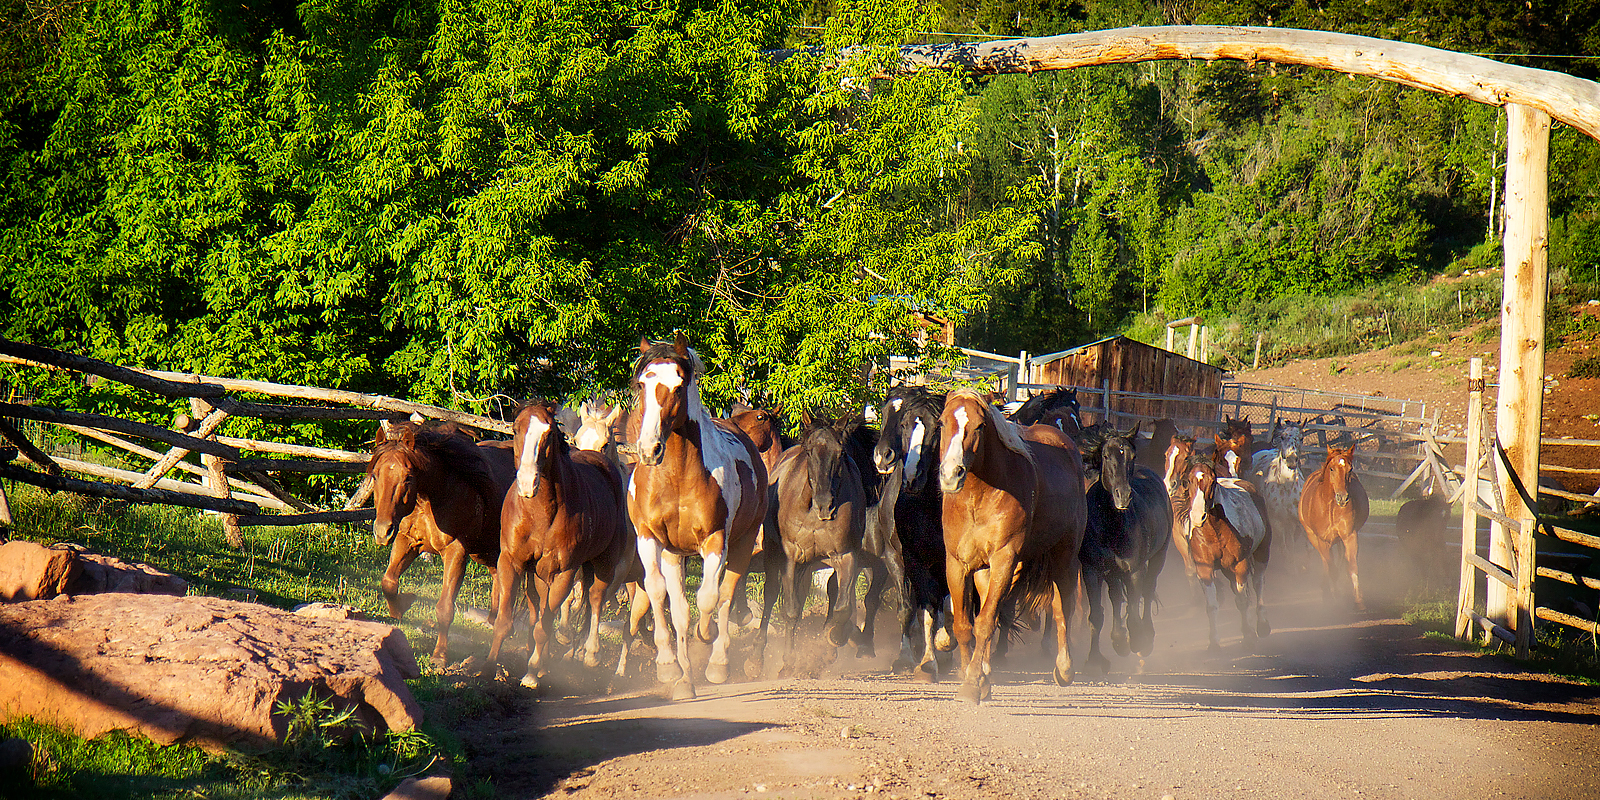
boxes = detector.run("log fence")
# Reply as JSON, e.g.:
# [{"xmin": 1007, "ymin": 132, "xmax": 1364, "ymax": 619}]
[{"xmin": 0, "ymin": 339, "xmax": 509, "ymax": 547}]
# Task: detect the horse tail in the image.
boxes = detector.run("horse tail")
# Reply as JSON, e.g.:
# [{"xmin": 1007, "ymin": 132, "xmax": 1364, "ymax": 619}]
[{"xmin": 1000, "ymin": 553, "xmax": 1060, "ymax": 643}]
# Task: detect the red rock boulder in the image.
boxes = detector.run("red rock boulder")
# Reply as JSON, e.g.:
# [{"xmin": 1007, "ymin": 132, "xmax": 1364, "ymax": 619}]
[
  {"xmin": 0, "ymin": 541, "xmax": 78, "ymax": 601},
  {"xmin": 0, "ymin": 594, "xmax": 422, "ymax": 751}
]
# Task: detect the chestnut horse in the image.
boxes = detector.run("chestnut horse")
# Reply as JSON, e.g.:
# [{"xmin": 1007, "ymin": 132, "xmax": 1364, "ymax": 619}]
[
  {"xmin": 1184, "ymin": 458, "xmax": 1271, "ymax": 650},
  {"xmin": 755, "ymin": 412, "xmax": 875, "ymax": 674},
  {"xmin": 368, "ymin": 420, "xmax": 514, "ymax": 665},
  {"xmin": 1079, "ymin": 424, "xmax": 1171, "ymax": 672},
  {"xmin": 1299, "ymin": 444, "xmax": 1370, "ymax": 609},
  {"xmin": 728, "ymin": 402, "xmax": 790, "ymax": 626},
  {"xmin": 938, "ymin": 389, "xmax": 1088, "ymax": 703},
  {"xmin": 628, "ymin": 335, "xmax": 769, "ymax": 699},
  {"xmin": 872, "ymin": 385, "xmax": 952, "ymax": 682},
  {"xmin": 1163, "ymin": 435, "xmax": 1199, "ymax": 582},
  {"xmin": 485, "ymin": 402, "xmax": 632, "ymax": 689},
  {"xmin": 1213, "ymin": 416, "xmax": 1254, "ymax": 479}
]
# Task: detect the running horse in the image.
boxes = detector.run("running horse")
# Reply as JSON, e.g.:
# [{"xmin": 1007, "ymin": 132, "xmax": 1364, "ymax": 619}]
[
  {"xmin": 938, "ymin": 388, "xmax": 1088, "ymax": 703},
  {"xmin": 728, "ymin": 402, "xmax": 791, "ymax": 626},
  {"xmin": 485, "ymin": 401, "xmax": 633, "ymax": 690},
  {"xmin": 1249, "ymin": 420, "xmax": 1308, "ymax": 566},
  {"xmin": 628, "ymin": 335, "xmax": 769, "ymax": 699},
  {"xmin": 1079, "ymin": 424, "xmax": 1171, "ymax": 672},
  {"xmin": 1184, "ymin": 457, "xmax": 1271, "ymax": 650},
  {"xmin": 754, "ymin": 411, "xmax": 876, "ymax": 674},
  {"xmin": 368, "ymin": 420, "xmax": 514, "ymax": 665},
  {"xmin": 1213, "ymin": 416, "xmax": 1254, "ymax": 479},
  {"xmin": 1299, "ymin": 443, "xmax": 1370, "ymax": 610},
  {"xmin": 872, "ymin": 386, "xmax": 951, "ymax": 682}
]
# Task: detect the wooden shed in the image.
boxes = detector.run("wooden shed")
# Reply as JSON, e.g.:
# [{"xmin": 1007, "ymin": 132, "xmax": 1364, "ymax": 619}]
[{"xmin": 1027, "ymin": 336, "xmax": 1223, "ymax": 425}]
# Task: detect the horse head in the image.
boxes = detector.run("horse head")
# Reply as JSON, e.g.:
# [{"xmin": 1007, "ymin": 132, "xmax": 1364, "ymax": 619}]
[
  {"xmin": 1271, "ymin": 420, "xmax": 1304, "ymax": 470},
  {"xmin": 1099, "ymin": 425, "xmax": 1139, "ymax": 511},
  {"xmin": 730, "ymin": 403, "xmax": 785, "ymax": 473},
  {"xmin": 368, "ymin": 420, "xmax": 430, "ymax": 545},
  {"xmin": 633, "ymin": 334, "xmax": 698, "ymax": 467},
  {"xmin": 513, "ymin": 401, "xmax": 566, "ymax": 498},
  {"xmin": 573, "ymin": 398, "xmax": 621, "ymax": 454},
  {"xmin": 799, "ymin": 410, "xmax": 859, "ymax": 521},
  {"xmin": 1164, "ymin": 435, "xmax": 1195, "ymax": 493},
  {"xmin": 1323, "ymin": 444, "xmax": 1359, "ymax": 506}
]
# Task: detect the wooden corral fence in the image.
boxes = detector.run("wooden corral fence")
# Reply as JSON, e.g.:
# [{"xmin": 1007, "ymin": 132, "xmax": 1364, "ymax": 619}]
[
  {"xmin": 1028, "ymin": 336, "xmax": 1224, "ymax": 424},
  {"xmin": 0, "ymin": 339, "xmax": 510, "ymax": 547}
]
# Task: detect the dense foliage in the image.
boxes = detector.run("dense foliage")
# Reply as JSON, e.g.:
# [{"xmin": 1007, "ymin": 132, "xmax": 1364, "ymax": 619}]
[{"xmin": 2, "ymin": 0, "xmax": 1598, "ymax": 424}]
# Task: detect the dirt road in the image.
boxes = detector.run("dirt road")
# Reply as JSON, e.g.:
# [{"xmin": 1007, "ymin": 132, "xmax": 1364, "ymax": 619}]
[{"xmin": 444, "ymin": 539, "xmax": 1600, "ymax": 800}]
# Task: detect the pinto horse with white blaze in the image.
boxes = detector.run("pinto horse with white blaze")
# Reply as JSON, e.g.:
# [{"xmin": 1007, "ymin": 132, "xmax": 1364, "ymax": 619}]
[
  {"xmin": 1185, "ymin": 457, "xmax": 1271, "ymax": 650},
  {"xmin": 938, "ymin": 389, "xmax": 1088, "ymax": 703},
  {"xmin": 484, "ymin": 402, "xmax": 632, "ymax": 690},
  {"xmin": 628, "ymin": 335, "xmax": 769, "ymax": 699},
  {"xmin": 367, "ymin": 420, "xmax": 514, "ymax": 666},
  {"xmin": 1299, "ymin": 443, "xmax": 1370, "ymax": 610},
  {"xmin": 1213, "ymin": 416, "xmax": 1254, "ymax": 480}
]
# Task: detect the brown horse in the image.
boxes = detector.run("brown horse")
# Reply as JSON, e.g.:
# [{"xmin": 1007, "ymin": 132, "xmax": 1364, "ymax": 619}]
[
  {"xmin": 1163, "ymin": 435, "xmax": 1199, "ymax": 581},
  {"xmin": 937, "ymin": 389, "xmax": 1087, "ymax": 703},
  {"xmin": 485, "ymin": 402, "xmax": 632, "ymax": 690},
  {"xmin": 727, "ymin": 402, "xmax": 790, "ymax": 626},
  {"xmin": 1298, "ymin": 444, "xmax": 1371, "ymax": 610},
  {"xmin": 1213, "ymin": 416, "xmax": 1254, "ymax": 479},
  {"xmin": 1185, "ymin": 457, "xmax": 1271, "ymax": 650},
  {"xmin": 628, "ymin": 335, "xmax": 769, "ymax": 699},
  {"xmin": 368, "ymin": 420, "xmax": 514, "ymax": 665}
]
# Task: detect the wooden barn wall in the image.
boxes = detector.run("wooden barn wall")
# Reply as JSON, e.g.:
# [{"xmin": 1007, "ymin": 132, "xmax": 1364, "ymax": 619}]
[{"xmin": 1036, "ymin": 339, "xmax": 1222, "ymax": 424}]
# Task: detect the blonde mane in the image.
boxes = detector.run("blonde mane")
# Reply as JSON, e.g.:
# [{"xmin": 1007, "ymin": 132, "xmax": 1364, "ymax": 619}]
[{"xmin": 949, "ymin": 388, "xmax": 1034, "ymax": 465}]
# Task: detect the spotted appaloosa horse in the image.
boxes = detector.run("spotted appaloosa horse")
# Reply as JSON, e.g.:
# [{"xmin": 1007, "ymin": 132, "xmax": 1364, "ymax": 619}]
[
  {"xmin": 485, "ymin": 402, "xmax": 632, "ymax": 690},
  {"xmin": 1185, "ymin": 457, "xmax": 1271, "ymax": 650},
  {"xmin": 368, "ymin": 420, "xmax": 514, "ymax": 665},
  {"xmin": 628, "ymin": 335, "xmax": 768, "ymax": 699},
  {"xmin": 938, "ymin": 388, "xmax": 1088, "ymax": 703},
  {"xmin": 1250, "ymin": 421, "xmax": 1308, "ymax": 565},
  {"xmin": 1299, "ymin": 443, "xmax": 1370, "ymax": 610}
]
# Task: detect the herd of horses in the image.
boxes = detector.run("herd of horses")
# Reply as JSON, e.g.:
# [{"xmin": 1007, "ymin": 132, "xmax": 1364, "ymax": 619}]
[{"xmin": 364, "ymin": 335, "xmax": 1376, "ymax": 704}]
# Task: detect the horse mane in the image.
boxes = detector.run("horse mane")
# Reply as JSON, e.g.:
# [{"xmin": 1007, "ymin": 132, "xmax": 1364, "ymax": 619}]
[
  {"xmin": 1010, "ymin": 387, "xmax": 1075, "ymax": 426},
  {"xmin": 369, "ymin": 420, "xmax": 503, "ymax": 508},
  {"xmin": 951, "ymin": 388, "xmax": 1033, "ymax": 464}
]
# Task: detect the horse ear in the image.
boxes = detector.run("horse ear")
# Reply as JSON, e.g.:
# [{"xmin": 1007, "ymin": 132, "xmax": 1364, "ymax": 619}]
[
  {"xmin": 673, "ymin": 331, "xmax": 689, "ymax": 357},
  {"xmin": 800, "ymin": 408, "xmax": 814, "ymax": 428},
  {"xmin": 604, "ymin": 406, "xmax": 622, "ymax": 427},
  {"xmin": 377, "ymin": 419, "xmax": 392, "ymax": 444},
  {"xmin": 639, "ymin": 336, "xmax": 652, "ymax": 354},
  {"xmin": 732, "ymin": 400, "xmax": 751, "ymax": 413},
  {"xmin": 1127, "ymin": 422, "xmax": 1141, "ymax": 439}
]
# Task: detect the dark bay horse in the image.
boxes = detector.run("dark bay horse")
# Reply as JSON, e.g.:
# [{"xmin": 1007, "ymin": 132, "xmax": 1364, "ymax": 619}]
[
  {"xmin": 1184, "ymin": 457, "xmax": 1271, "ymax": 650},
  {"xmin": 628, "ymin": 335, "xmax": 769, "ymax": 699},
  {"xmin": 938, "ymin": 389, "xmax": 1088, "ymax": 703},
  {"xmin": 368, "ymin": 420, "xmax": 513, "ymax": 665},
  {"xmin": 1135, "ymin": 418, "xmax": 1179, "ymax": 477},
  {"xmin": 872, "ymin": 386, "xmax": 951, "ymax": 682},
  {"xmin": 1299, "ymin": 444, "xmax": 1370, "ymax": 609},
  {"xmin": 485, "ymin": 402, "xmax": 632, "ymax": 690},
  {"xmin": 755, "ymin": 412, "xmax": 877, "ymax": 674},
  {"xmin": 1079, "ymin": 424, "xmax": 1171, "ymax": 672},
  {"xmin": 729, "ymin": 402, "xmax": 792, "ymax": 626}
]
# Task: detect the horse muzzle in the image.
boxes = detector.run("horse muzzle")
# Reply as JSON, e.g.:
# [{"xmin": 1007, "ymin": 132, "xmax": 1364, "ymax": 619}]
[
  {"xmin": 873, "ymin": 446, "xmax": 896, "ymax": 475},
  {"xmin": 373, "ymin": 519, "xmax": 394, "ymax": 546},
  {"xmin": 1334, "ymin": 492, "xmax": 1350, "ymax": 506},
  {"xmin": 637, "ymin": 442, "xmax": 665, "ymax": 467},
  {"xmin": 940, "ymin": 465, "xmax": 966, "ymax": 493},
  {"xmin": 1112, "ymin": 487, "xmax": 1133, "ymax": 511}
]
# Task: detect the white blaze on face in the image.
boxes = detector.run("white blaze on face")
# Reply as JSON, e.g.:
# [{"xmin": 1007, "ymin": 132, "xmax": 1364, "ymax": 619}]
[
  {"xmin": 1188, "ymin": 469, "xmax": 1209, "ymax": 528},
  {"xmin": 636, "ymin": 362, "xmax": 685, "ymax": 456},
  {"xmin": 1223, "ymin": 448, "xmax": 1240, "ymax": 476},
  {"xmin": 1165, "ymin": 445, "xmax": 1183, "ymax": 489},
  {"xmin": 516, "ymin": 414, "xmax": 551, "ymax": 498},
  {"xmin": 940, "ymin": 406, "xmax": 970, "ymax": 484},
  {"xmin": 889, "ymin": 397, "xmax": 903, "ymax": 412},
  {"xmin": 904, "ymin": 419, "xmax": 929, "ymax": 479}
]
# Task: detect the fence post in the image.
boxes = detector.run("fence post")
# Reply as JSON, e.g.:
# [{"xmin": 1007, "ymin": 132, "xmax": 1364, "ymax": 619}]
[
  {"xmin": 1456, "ymin": 358, "xmax": 1484, "ymax": 641},
  {"xmin": 1186, "ymin": 325, "xmax": 1198, "ymax": 360},
  {"xmin": 193, "ymin": 398, "xmax": 244, "ymax": 548},
  {"xmin": 1252, "ymin": 332, "xmax": 1263, "ymax": 369},
  {"xmin": 1102, "ymin": 379, "xmax": 1114, "ymax": 427},
  {"xmin": 1166, "ymin": 326, "xmax": 1175, "ymax": 352}
]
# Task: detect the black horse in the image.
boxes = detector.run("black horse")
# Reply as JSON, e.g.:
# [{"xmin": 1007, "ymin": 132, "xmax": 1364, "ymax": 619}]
[
  {"xmin": 1079, "ymin": 424, "xmax": 1172, "ymax": 673},
  {"xmin": 871, "ymin": 386, "xmax": 952, "ymax": 682},
  {"xmin": 1011, "ymin": 386, "xmax": 1083, "ymax": 436}
]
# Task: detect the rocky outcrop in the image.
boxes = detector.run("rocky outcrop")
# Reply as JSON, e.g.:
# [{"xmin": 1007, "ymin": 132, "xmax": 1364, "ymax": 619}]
[
  {"xmin": 0, "ymin": 541, "xmax": 186, "ymax": 601},
  {"xmin": 0, "ymin": 594, "xmax": 422, "ymax": 751}
]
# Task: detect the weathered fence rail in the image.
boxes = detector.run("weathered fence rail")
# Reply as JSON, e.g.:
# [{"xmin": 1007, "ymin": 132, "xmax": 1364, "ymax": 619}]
[{"xmin": 0, "ymin": 339, "xmax": 507, "ymax": 546}]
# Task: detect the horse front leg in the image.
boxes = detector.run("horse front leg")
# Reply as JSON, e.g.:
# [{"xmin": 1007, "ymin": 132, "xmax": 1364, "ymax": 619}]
[
  {"xmin": 380, "ymin": 539, "xmax": 421, "ymax": 620},
  {"xmin": 1049, "ymin": 551, "xmax": 1080, "ymax": 687},
  {"xmin": 944, "ymin": 558, "xmax": 975, "ymax": 681},
  {"xmin": 856, "ymin": 552, "xmax": 888, "ymax": 659},
  {"xmin": 1108, "ymin": 572, "xmax": 1132, "ymax": 658},
  {"xmin": 958, "ymin": 548, "xmax": 1016, "ymax": 705},
  {"xmin": 1309, "ymin": 534, "xmax": 1336, "ymax": 604},
  {"xmin": 823, "ymin": 551, "xmax": 861, "ymax": 649},
  {"xmin": 1250, "ymin": 557, "xmax": 1271, "ymax": 638},
  {"xmin": 483, "ymin": 552, "xmax": 523, "ymax": 678},
  {"xmin": 779, "ymin": 559, "xmax": 810, "ymax": 677},
  {"xmin": 1344, "ymin": 530, "xmax": 1365, "ymax": 612},
  {"xmin": 432, "ymin": 542, "xmax": 471, "ymax": 666},
  {"xmin": 660, "ymin": 551, "xmax": 696, "ymax": 700},
  {"xmin": 1084, "ymin": 567, "xmax": 1108, "ymax": 674},
  {"xmin": 1232, "ymin": 561, "xmax": 1256, "ymax": 648},
  {"xmin": 636, "ymin": 537, "xmax": 685, "ymax": 690},
  {"xmin": 1196, "ymin": 565, "xmax": 1222, "ymax": 651}
]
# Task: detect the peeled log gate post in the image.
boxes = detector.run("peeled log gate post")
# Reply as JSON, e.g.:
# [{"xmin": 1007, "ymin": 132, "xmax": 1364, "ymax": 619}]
[{"xmin": 854, "ymin": 24, "xmax": 1600, "ymax": 652}]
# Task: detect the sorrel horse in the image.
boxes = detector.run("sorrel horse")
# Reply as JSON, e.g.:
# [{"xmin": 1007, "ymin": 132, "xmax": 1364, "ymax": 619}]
[
  {"xmin": 485, "ymin": 402, "xmax": 632, "ymax": 689},
  {"xmin": 754, "ymin": 412, "xmax": 877, "ymax": 674},
  {"xmin": 1298, "ymin": 443, "xmax": 1370, "ymax": 610},
  {"xmin": 572, "ymin": 397, "xmax": 650, "ymax": 676},
  {"xmin": 368, "ymin": 420, "xmax": 514, "ymax": 665},
  {"xmin": 1249, "ymin": 420, "xmax": 1308, "ymax": 565},
  {"xmin": 1163, "ymin": 435, "xmax": 1199, "ymax": 581},
  {"xmin": 938, "ymin": 389, "xmax": 1088, "ymax": 703},
  {"xmin": 1079, "ymin": 424, "xmax": 1171, "ymax": 672},
  {"xmin": 872, "ymin": 385, "xmax": 952, "ymax": 682},
  {"xmin": 628, "ymin": 335, "xmax": 768, "ymax": 699},
  {"xmin": 1213, "ymin": 416, "xmax": 1254, "ymax": 479},
  {"xmin": 1184, "ymin": 457, "xmax": 1271, "ymax": 650}
]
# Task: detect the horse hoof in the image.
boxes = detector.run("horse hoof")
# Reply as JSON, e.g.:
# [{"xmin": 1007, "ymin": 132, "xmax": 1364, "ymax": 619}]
[
  {"xmin": 657, "ymin": 661, "xmax": 684, "ymax": 685},
  {"xmin": 745, "ymin": 659, "xmax": 765, "ymax": 680},
  {"xmin": 705, "ymin": 661, "xmax": 730, "ymax": 685},
  {"xmin": 855, "ymin": 644, "xmax": 876, "ymax": 659},
  {"xmin": 933, "ymin": 629, "xmax": 954, "ymax": 651},
  {"xmin": 429, "ymin": 652, "xmax": 449, "ymax": 670},
  {"xmin": 1207, "ymin": 641, "xmax": 1222, "ymax": 653},
  {"xmin": 891, "ymin": 656, "xmax": 914, "ymax": 674},
  {"xmin": 390, "ymin": 593, "xmax": 419, "ymax": 619},
  {"xmin": 1053, "ymin": 667, "xmax": 1073, "ymax": 687},
  {"xmin": 1258, "ymin": 619, "xmax": 1272, "ymax": 637},
  {"xmin": 827, "ymin": 625, "xmax": 852, "ymax": 648},
  {"xmin": 1110, "ymin": 630, "xmax": 1130, "ymax": 657},
  {"xmin": 670, "ymin": 679, "xmax": 697, "ymax": 701},
  {"xmin": 914, "ymin": 664, "xmax": 939, "ymax": 684},
  {"xmin": 955, "ymin": 682, "xmax": 983, "ymax": 704},
  {"xmin": 519, "ymin": 673, "xmax": 540, "ymax": 692}
]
